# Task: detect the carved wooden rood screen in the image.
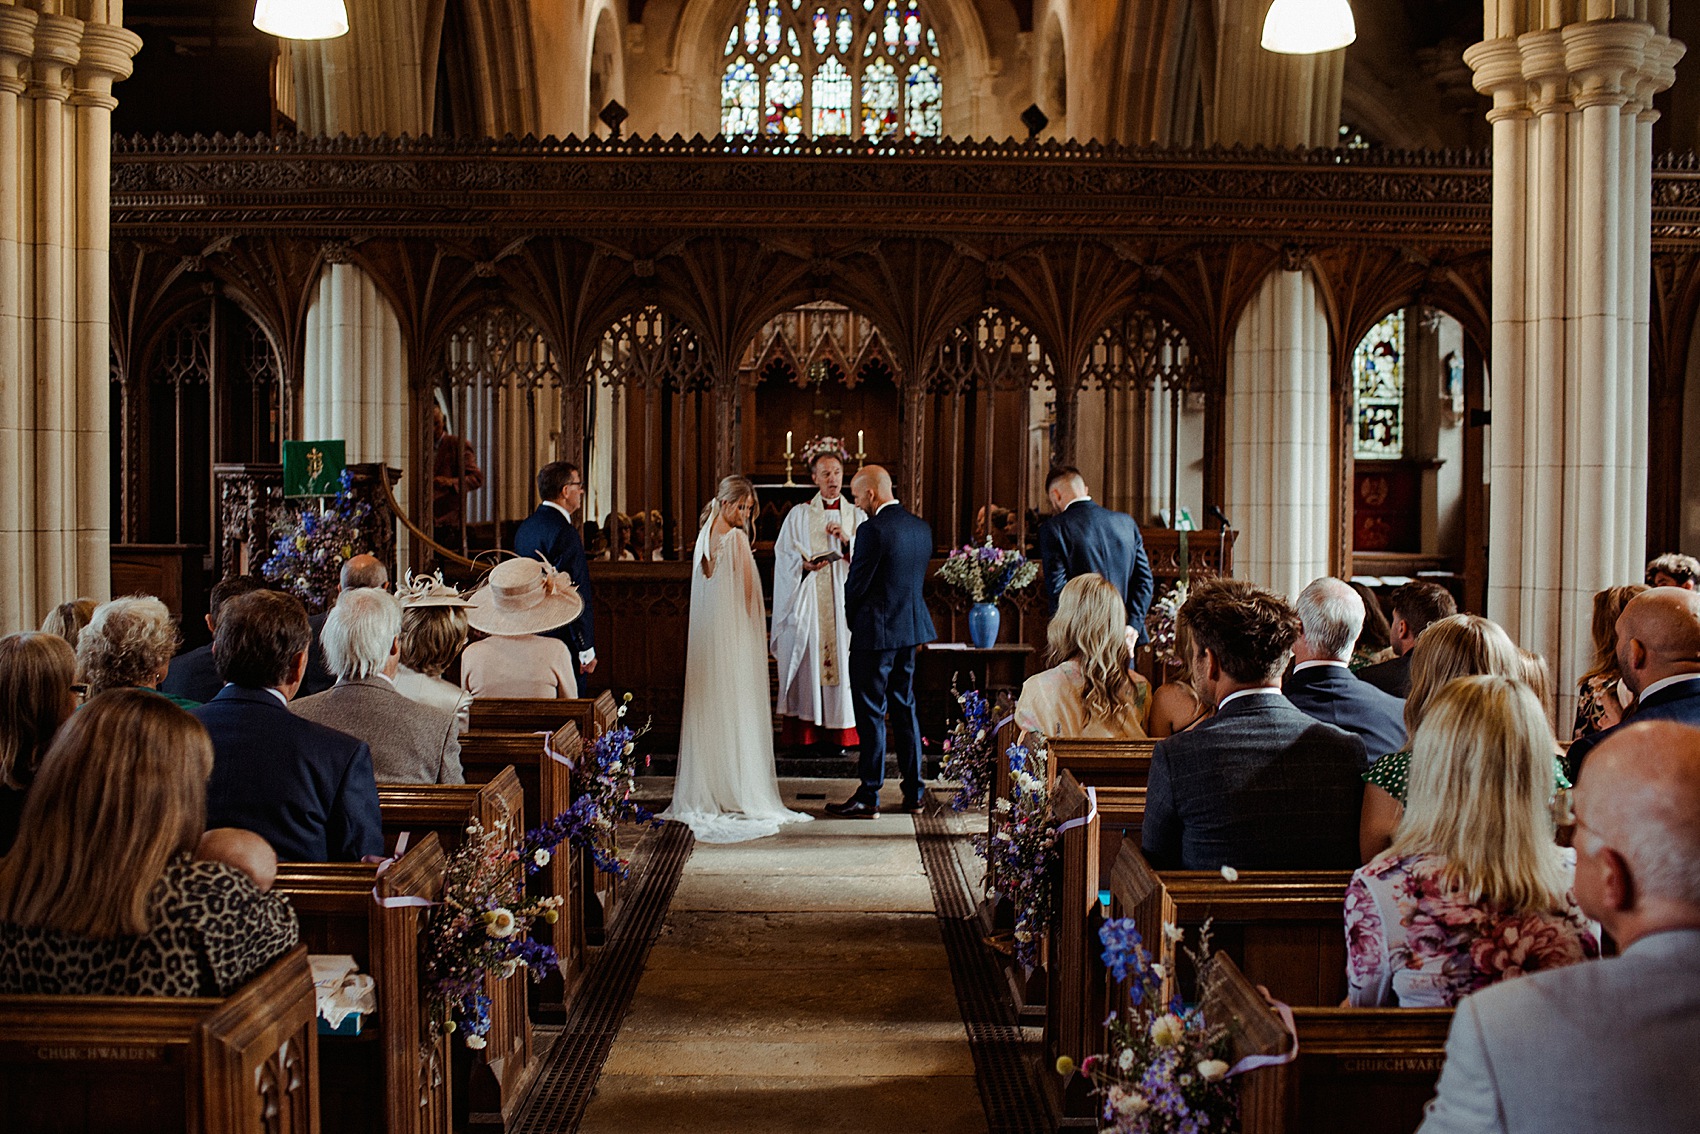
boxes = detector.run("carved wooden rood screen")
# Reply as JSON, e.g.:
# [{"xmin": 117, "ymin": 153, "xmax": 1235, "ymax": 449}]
[{"xmin": 108, "ymin": 136, "xmax": 1700, "ymax": 573}]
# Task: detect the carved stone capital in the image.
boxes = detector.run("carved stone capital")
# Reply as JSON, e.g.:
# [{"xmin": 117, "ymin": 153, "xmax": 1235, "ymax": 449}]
[
  {"xmin": 0, "ymin": 7, "xmax": 40, "ymax": 72},
  {"xmin": 75, "ymin": 22, "xmax": 141, "ymax": 83},
  {"xmin": 1562, "ymin": 20, "xmax": 1653, "ymax": 111}
]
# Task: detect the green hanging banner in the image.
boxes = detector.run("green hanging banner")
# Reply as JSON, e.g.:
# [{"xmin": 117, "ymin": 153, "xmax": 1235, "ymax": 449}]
[{"xmin": 283, "ymin": 440, "xmax": 346, "ymax": 499}]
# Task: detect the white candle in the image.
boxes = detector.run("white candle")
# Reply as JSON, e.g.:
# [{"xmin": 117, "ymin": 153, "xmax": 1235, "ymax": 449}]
[
  {"xmin": 785, "ymin": 430, "xmax": 793, "ymax": 453},
  {"xmin": 857, "ymin": 429, "xmax": 865, "ymax": 453}
]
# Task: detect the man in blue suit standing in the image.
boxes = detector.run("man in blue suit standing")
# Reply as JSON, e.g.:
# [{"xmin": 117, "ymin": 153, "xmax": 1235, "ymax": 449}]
[
  {"xmin": 1038, "ymin": 466, "xmax": 1154, "ymax": 640},
  {"xmin": 1567, "ymin": 587, "xmax": 1700, "ymax": 775},
  {"xmin": 827, "ymin": 465, "xmax": 937, "ymax": 818},
  {"xmin": 513, "ymin": 461, "xmax": 597, "ymax": 685}
]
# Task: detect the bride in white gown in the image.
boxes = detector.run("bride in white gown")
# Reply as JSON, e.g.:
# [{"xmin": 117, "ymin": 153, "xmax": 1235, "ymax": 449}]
[{"xmin": 663, "ymin": 476, "xmax": 813, "ymax": 843}]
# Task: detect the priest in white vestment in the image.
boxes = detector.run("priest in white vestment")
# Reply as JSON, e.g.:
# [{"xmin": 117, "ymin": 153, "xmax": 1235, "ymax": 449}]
[{"xmin": 770, "ymin": 439, "xmax": 866, "ymax": 752}]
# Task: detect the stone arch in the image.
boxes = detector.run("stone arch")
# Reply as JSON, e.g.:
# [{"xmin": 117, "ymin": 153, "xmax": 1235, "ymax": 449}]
[
  {"xmin": 587, "ymin": 1, "xmax": 628, "ymax": 135},
  {"xmin": 1037, "ymin": 10, "xmax": 1067, "ymax": 138},
  {"xmin": 665, "ymin": 0, "xmax": 998, "ymax": 138}
]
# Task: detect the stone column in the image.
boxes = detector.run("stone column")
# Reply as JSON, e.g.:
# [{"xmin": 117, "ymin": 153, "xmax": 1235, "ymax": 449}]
[
  {"xmin": 1466, "ymin": 11, "xmax": 1683, "ymax": 721},
  {"xmin": 302, "ymin": 261, "xmax": 412, "ymax": 562},
  {"xmin": 0, "ymin": 5, "xmax": 138, "ymax": 632},
  {"xmin": 1223, "ymin": 269, "xmax": 1334, "ymax": 602}
]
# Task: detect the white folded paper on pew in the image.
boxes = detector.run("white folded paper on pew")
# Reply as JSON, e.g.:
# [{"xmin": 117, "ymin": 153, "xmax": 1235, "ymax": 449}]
[{"xmin": 310, "ymin": 954, "xmax": 377, "ymax": 1028}]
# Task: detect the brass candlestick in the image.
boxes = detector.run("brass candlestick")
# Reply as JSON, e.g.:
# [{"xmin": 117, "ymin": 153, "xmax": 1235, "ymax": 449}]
[{"xmin": 784, "ymin": 430, "xmax": 796, "ymax": 486}]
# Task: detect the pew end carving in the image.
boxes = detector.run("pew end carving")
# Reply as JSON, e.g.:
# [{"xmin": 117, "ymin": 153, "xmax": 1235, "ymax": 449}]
[
  {"xmin": 1047, "ymin": 737, "xmax": 1154, "ymax": 880},
  {"xmin": 1042, "ymin": 771, "xmax": 1106, "ymax": 1128},
  {"xmin": 0, "ymin": 945, "xmax": 319, "ymax": 1134}
]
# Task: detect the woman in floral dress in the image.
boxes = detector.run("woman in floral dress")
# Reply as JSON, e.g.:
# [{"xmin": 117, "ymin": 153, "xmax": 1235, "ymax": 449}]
[{"xmin": 1346, "ymin": 675, "xmax": 1597, "ymax": 1007}]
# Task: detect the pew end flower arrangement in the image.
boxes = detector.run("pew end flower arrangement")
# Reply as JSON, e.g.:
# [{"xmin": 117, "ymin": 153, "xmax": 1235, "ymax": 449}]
[
  {"xmin": 975, "ymin": 735, "xmax": 1055, "ymax": 972},
  {"xmin": 260, "ymin": 468, "xmax": 375, "ymax": 613},
  {"xmin": 529, "ymin": 692, "xmax": 663, "ymax": 881},
  {"xmin": 1056, "ymin": 919, "xmax": 1240, "ymax": 1133},
  {"xmin": 422, "ymin": 817, "xmax": 565, "ymax": 1052},
  {"xmin": 940, "ymin": 685, "xmax": 1003, "ymax": 812}
]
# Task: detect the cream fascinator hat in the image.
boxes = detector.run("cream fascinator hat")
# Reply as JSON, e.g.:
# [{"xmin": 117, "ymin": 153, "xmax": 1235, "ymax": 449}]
[
  {"xmin": 396, "ymin": 570, "xmax": 472, "ymax": 609},
  {"xmin": 465, "ymin": 555, "xmax": 584, "ymax": 636}
]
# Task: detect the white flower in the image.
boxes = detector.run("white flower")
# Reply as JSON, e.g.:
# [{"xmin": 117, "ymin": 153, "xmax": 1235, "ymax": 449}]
[
  {"xmin": 1107, "ymin": 1087, "xmax": 1149, "ymax": 1119},
  {"xmin": 464, "ymin": 1033, "xmax": 487, "ymax": 1050},
  {"xmin": 1197, "ymin": 1059, "xmax": 1230, "ymax": 1083},
  {"xmin": 1220, "ymin": 864, "xmax": 1240, "ymax": 882},
  {"xmin": 1162, "ymin": 922, "xmax": 1184, "ymax": 944},
  {"xmin": 533, "ymin": 848, "xmax": 552, "ymax": 867},
  {"xmin": 1150, "ymin": 962, "xmax": 1167, "ymax": 980},
  {"xmin": 624, "ymin": 742, "xmax": 636, "ymax": 756},
  {"xmin": 1116, "ymin": 1048, "xmax": 1135, "ymax": 1071},
  {"xmin": 499, "ymin": 960, "xmax": 519, "ymax": 979},
  {"xmin": 1149, "ymin": 1013, "xmax": 1185, "ymax": 1047},
  {"xmin": 464, "ymin": 824, "xmax": 479, "ymax": 836},
  {"xmin": 483, "ymin": 908, "xmax": 517, "ymax": 938}
]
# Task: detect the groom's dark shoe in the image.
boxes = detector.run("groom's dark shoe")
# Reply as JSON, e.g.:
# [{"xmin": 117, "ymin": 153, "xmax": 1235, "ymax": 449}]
[
  {"xmin": 825, "ymin": 798, "xmax": 880, "ymax": 819},
  {"xmin": 899, "ymin": 795, "xmax": 926, "ymax": 814}
]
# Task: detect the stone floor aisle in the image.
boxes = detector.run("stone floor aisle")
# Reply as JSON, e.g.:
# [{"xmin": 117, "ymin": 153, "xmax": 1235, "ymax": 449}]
[{"xmin": 575, "ymin": 778, "xmax": 990, "ymax": 1133}]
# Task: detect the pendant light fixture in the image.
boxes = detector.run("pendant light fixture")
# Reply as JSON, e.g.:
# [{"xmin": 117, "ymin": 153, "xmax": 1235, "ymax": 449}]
[
  {"xmin": 1260, "ymin": 0, "xmax": 1356, "ymax": 55},
  {"xmin": 253, "ymin": 0, "xmax": 350, "ymax": 41}
]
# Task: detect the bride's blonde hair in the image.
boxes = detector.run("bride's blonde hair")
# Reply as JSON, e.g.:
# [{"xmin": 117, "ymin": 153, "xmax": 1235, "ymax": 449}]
[
  {"xmin": 1048, "ymin": 573, "xmax": 1140, "ymax": 729},
  {"xmin": 701, "ymin": 475, "xmax": 758, "ymax": 537}
]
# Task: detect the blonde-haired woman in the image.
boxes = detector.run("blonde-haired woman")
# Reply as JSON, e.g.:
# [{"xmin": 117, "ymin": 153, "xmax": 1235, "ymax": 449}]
[
  {"xmin": 1015, "ymin": 573, "xmax": 1150, "ymax": 740},
  {"xmin": 1345, "ymin": 676, "xmax": 1598, "ymax": 1007},
  {"xmin": 1359, "ymin": 613, "xmax": 1524, "ymax": 860},
  {"xmin": 77, "ymin": 596, "xmax": 198, "ymax": 709},
  {"xmin": 666, "ymin": 476, "xmax": 811, "ymax": 843},
  {"xmin": 396, "ymin": 571, "xmax": 475, "ymax": 733},
  {"xmin": 0, "ymin": 633, "xmax": 78, "ymax": 855},
  {"xmin": 39, "ymin": 598, "xmax": 97, "ymax": 650},
  {"xmin": 0, "ymin": 690, "xmax": 298, "ymax": 996}
]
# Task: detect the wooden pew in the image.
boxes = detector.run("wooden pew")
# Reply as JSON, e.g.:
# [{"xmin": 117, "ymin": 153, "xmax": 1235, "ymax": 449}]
[
  {"xmin": 466, "ymin": 691, "xmax": 619, "ymax": 742},
  {"xmin": 1205, "ymin": 952, "xmax": 1453, "ymax": 1134},
  {"xmin": 378, "ymin": 769, "xmax": 535, "ymax": 1133},
  {"xmin": 1108, "ymin": 839, "xmax": 1354, "ymax": 1008},
  {"xmin": 1047, "ymin": 737, "xmax": 1155, "ymax": 881},
  {"xmin": 457, "ymin": 725, "xmax": 584, "ymax": 1022},
  {"xmin": 1042, "ymin": 771, "xmax": 1106, "ymax": 1128},
  {"xmin": 0, "ymin": 945, "xmax": 318, "ymax": 1134},
  {"xmin": 275, "ymin": 835, "xmax": 450, "ymax": 1134},
  {"xmin": 983, "ymin": 711, "xmax": 1045, "ymax": 1022},
  {"xmin": 465, "ymin": 692, "xmax": 623, "ymax": 942}
]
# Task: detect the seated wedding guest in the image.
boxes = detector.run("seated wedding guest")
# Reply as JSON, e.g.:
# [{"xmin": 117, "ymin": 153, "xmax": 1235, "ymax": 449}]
[
  {"xmin": 1357, "ymin": 580, "xmax": 1458, "ymax": 698},
  {"xmin": 301, "ymin": 552, "xmax": 392, "ymax": 697},
  {"xmin": 1015, "ymin": 573, "xmax": 1150, "ymax": 740},
  {"xmin": 1348, "ymin": 582, "xmax": 1393, "ymax": 672},
  {"xmin": 460, "ymin": 556, "xmax": 585, "ymax": 699},
  {"xmin": 1146, "ymin": 620, "xmax": 1207, "ymax": 738},
  {"xmin": 395, "ymin": 571, "xmax": 475, "ymax": 734},
  {"xmin": 1644, "ymin": 551, "xmax": 1700, "ymax": 590},
  {"xmin": 1346, "ymin": 676, "xmax": 1598, "ymax": 1008},
  {"xmin": 0, "ymin": 690, "xmax": 299, "ymax": 996},
  {"xmin": 78, "ymin": 596, "xmax": 198, "ymax": 709},
  {"xmin": 1284, "ymin": 577, "xmax": 1407, "ymax": 757},
  {"xmin": 292, "ymin": 587, "xmax": 463, "ymax": 785},
  {"xmin": 0, "ymin": 633, "xmax": 78, "ymax": 855},
  {"xmin": 1142, "ymin": 579, "xmax": 1368, "ymax": 871},
  {"xmin": 38, "ymin": 597, "xmax": 96, "ymax": 650},
  {"xmin": 1566, "ymin": 586, "xmax": 1700, "ymax": 775},
  {"xmin": 193, "ymin": 590, "xmax": 383, "ymax": 862},
  {"xmin": 1359, "ymin": 614, "xmax": 1528, "ymax": 860},
  {"xmin": 163, "ymin": 574, "xmax": 268, "ymax": 705},
  {"xmin": 1417, "ymin": 721, "xmax": 1700, "ymax": 1134},
  {"xmin": 1573, "ymin": 584, "xmax": 1646, "ymax": 739}
]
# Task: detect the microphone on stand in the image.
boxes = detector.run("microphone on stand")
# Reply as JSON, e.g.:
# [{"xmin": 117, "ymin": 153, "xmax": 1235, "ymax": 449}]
[
  {"xmin": 1208, "ymin": 504, "xmax": 1232, "ymax": 530},
  {"xmin": 1208, "ymin": 505, "xmax": 1231, "ymax": 577}
]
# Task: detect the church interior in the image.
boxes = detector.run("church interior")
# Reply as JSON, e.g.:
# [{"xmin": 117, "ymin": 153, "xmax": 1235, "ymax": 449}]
[{"xmin": 3, "ymin": 0, "xmax": 1700, "ymax": 1132}]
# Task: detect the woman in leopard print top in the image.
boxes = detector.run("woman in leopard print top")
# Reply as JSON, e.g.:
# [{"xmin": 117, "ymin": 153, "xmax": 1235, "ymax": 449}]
[{"xmin": 0, "ymin": 690, "xmax": 297, "ymax": 997}]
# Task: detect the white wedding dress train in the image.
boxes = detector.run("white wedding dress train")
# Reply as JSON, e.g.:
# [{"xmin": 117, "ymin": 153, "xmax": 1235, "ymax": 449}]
[{"xmin": 663, "ymin": 513, "xmax": 813, "ymax": 844}]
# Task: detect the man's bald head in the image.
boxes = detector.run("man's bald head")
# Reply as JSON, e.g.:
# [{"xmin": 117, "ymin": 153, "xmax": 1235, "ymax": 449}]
[
  {"xmin": 850, "ymin": 464, "xmax": 894, "ymax": 512},
  {"xmin": 1573, "ymin": 721, "xmax": 1700, "ymax": 942},
  {"xmin": 1615, "ymin": 587, "xmax": 1700, "ymax": 694},
  {"xmin": 340, "ymin": 553, "xmax": 390, "ymax": 593}
]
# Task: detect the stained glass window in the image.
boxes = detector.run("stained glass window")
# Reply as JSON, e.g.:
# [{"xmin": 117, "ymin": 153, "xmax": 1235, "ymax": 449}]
[
  {"xmin": 1353, "ymin": 310, "xmax": 1405, "ymax": 460},
  {"xmin": 813, "ymin": 57, "xmax": 852, "ymax": 134},
  {"xmin": 720, "ymin": 0, "xmax": 941, "ymax": 138}
]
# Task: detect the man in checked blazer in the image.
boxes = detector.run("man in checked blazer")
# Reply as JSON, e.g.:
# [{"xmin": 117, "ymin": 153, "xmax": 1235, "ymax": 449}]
[{"xmin": 1142, "ymin": 579, "xmax": 1368, "ymax": 872}]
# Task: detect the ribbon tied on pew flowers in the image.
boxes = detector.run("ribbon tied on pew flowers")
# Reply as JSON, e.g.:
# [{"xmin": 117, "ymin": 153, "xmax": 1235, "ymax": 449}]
[
  {"xmin": 420, "ymin": 815, "xmax": 566, "ymax": 1051},
  {"xmin": 529, "ymin": 692, "xmax": 663, "ymax": 880},
  {"xmin": 1057, "ymin": 918, "xmax": 1298, "ymax": 1133}
]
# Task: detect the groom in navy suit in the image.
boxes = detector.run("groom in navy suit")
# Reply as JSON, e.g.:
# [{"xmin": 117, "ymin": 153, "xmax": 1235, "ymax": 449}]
[
  {"xmin": 1038, "ymin": 467, "xmax": 1154, "ymax": 641},
  {"xmin": 513, "ymin": 461, "xmax": 597, "ymax": 678},
  {"xmin": 828, "ymin": 465, "xmax": 937, "ymax": 818}
]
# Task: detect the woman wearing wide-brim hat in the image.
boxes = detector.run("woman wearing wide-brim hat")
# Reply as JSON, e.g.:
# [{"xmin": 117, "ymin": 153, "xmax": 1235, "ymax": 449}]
[{"xmin": 459, "ymin": 556, "xmax": 585, "ymax": 700}]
